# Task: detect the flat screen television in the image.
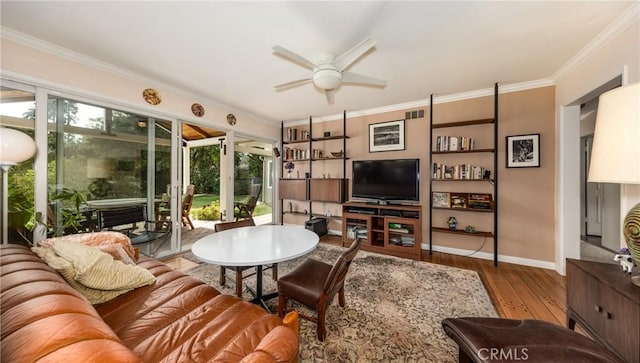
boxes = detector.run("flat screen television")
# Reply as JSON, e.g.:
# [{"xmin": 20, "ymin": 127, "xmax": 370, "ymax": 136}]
[{"xmin": 352, "ymin": 158, "xmax": 420, "ymax": 203}]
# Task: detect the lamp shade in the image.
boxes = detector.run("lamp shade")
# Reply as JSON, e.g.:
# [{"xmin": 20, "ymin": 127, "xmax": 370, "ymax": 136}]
[
  {"xmin": 0, "ymin": 127, "xmax": 37, "ymax": 167},
  {"xmin": 588, "ymin": 82, "xmax": 640, "ymax": 184}
]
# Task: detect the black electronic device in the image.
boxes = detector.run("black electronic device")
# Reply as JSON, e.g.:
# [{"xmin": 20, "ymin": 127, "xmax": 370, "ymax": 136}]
[
  {"xmin": 380, "ymin": 209, "xmax": 401, "ymax": 217},
  {"xmin": 346, "ymin": 208, "xmax": 375, "ymax": 215},
  {"xmin": 305, "ymin": 218, "xmax": 327, "ymax": 237},
  {"xmin": 352, "ymin": 159, "xmax": 420, "ymax": 203},
  {"xmin": 402, "ymin": 211, "xmax": 420, "ymax": 219}
]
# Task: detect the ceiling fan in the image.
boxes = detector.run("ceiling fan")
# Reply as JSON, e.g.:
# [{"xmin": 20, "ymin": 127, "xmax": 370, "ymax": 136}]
[{"xmin": 273, "ymin": 38, "xmax": 387, "ymax": 104}]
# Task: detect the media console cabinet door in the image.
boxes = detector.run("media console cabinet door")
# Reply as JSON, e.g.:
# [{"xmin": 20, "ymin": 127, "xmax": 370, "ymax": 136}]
[{"xmin": 279, "ymin": 179, "xmax": 308, "ymax": 200}]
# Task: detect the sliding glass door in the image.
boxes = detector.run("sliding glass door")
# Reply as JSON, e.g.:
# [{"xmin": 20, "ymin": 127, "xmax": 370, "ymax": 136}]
[
  {"xmin": 44, "ymin": 95, "xmax": 180, "ymax": 255},
  {"xmin": 2, "ymin": 78, "xmax": 278, "ymax": 253},
  {"xmin": 234, "ymin": 138, "xmax": 273, "ymax": 224}
]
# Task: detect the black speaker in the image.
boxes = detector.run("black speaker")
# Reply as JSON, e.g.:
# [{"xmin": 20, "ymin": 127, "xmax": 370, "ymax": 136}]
[{"xmin": 305, "ymin": 218, "xmax": 327, "ymax": 237}]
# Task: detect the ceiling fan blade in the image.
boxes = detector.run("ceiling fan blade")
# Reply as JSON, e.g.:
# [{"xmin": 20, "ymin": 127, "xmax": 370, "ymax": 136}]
[
  {"xmin": 325, "ymin": 89, "xmax": 335, "ymax": 104},
  {"xmin": 274, "ymin": 78, "xmax": 313, "ymax": 91},
  {"xmin": 342, "ymin": 71, "xmax": 387, "ymax": 87},
  {"xmin": 272, "ymin": 45, "xmax": 315, "ymax": 70},
  {"xmin": 334, "ymin": 38, "xmax": 376, "ymax": 71}
]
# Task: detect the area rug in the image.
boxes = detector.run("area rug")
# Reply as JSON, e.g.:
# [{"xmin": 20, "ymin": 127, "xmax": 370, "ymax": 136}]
[{"xmin": 184, "ymin": 244, "xmax": 497, "ymax": 362}]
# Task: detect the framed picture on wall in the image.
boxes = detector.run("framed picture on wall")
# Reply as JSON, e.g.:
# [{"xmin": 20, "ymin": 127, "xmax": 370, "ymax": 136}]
[
  {"xmin": 506, "ymin": 133, "xmax": 540, "ymax": 168},
  {"xmin": 369, "ymin": 119, "xmax": 405, "ymax": 152}
]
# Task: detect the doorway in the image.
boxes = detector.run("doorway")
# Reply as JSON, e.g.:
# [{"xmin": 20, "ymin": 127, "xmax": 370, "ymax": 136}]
[
  {"xmin": 179, "ymin": 127, "xmax": 276, "ymax": 243},
  {"xmin": 582, "ymin": 134, "xmax": 602, "ymax": 243},
  {"xmin": 577, "ymin": 77, "xmax": 622, "ymax": 264}
]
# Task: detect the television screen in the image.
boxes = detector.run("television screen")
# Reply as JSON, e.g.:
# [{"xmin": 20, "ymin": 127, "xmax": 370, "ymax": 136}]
[{"xmin": 352, "ymin": 159, "xmax": 420, "ymax": 202}]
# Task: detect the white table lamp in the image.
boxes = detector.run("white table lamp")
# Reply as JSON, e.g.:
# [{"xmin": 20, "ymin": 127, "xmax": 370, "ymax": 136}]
[
  {"xmin": 588, "ymin": 81, "xmax": 640, "ymax": 286},
  {"xmin": 0, "ymin": 127, "xmax": 37, "ymax": 244}
]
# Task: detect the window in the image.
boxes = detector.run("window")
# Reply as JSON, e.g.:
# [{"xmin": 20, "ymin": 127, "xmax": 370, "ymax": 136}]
[
  {"xmin": 47, "ymin": 96, "xmax": 172, "ymax": 236},
  {"xmin": 0, "ymin": 85, "xmax": 36, "ymax": 243}
]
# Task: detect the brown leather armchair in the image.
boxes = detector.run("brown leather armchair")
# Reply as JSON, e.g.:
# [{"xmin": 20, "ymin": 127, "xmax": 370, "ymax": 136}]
[
  {"xmin": 215, "ymin": 218, "xmax": 278, "ymax": 297},
  {"xmin": 277, "ymin": 238, "xmax": 362, "ymax": 341}
]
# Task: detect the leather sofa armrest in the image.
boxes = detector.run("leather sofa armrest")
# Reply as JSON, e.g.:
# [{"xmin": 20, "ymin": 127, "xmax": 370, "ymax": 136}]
[
  {"xmin": 282, "ymin": 311, "xmax": 299, "ymax": 335},
  {"xmin": 240, "ymin": 326, "xmax": 299, "ymax": 363},
  {"xmin": 240, "ymin": 312, "xmax": 300, "ymax": 363}
]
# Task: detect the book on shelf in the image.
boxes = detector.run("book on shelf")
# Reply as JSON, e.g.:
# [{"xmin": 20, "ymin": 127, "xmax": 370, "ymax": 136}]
[
  {"xmin": 346, "ymin": 225, "xmax": 368, "ymax": 239},
  {"xmin": 432, "ymin": 192, "xmax": 450, "ymax": 208},
  {"xmin": 432, "ymin": 163, "xmax": 491, "ymax": 180},
  {"xmin": 435, "ymin": 136, "xmax": 476, "ymax": 152},
  {"xmin": 283, "ymin": 147, "xmax": 322, "ymax": 160},
  {"xmin": 390, "ymin": 236, "xmax": 415, "ymax": 247},
  {"xmin": 449, "ymin": 137, "xmax": 458, "ymax": 151},
  {"xmin": 388, "ymin": 222, "xmax": 410, "ymax": 233},
  {"xmin": 431, "ymin": 192, "xmax": 494, "ymax": 210},
  {"xmin": 450, "ymin": 193, "xmax": 468, "ymax": 208},
  {"xmin": 468, "ymin": 193, "xmax": 493, "ymax": 210},
  {"xmin": 286, "ymin": 128, "xmax": 310, "ymax": 142}
]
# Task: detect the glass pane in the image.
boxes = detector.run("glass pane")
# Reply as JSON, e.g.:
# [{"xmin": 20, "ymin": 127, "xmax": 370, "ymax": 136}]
[
  {"xmin": 0, "ymin": 86, "xmax": 36, "ymax": 244},
  {"xmin": 47, "ymin": 96, "xmax": 173, "ymax": 242},
  {"xmin": 233, "ymin": 143, "xmax": 270, "ymax": 224},
  {"xmin": 189, "ymin": 143, "xmax": 221, "ymax": 223}
]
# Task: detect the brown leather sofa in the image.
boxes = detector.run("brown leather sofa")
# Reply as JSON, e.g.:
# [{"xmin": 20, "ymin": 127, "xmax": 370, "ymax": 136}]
[{"xmin": 1, "ymin": 243, "xmax": 299, "ymax": 363}]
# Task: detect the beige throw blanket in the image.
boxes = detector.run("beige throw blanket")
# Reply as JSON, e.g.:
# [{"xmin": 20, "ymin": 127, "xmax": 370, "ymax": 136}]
[{"xmin": 32, "ymin": 240, "xmax": 155, "ymax": 304}]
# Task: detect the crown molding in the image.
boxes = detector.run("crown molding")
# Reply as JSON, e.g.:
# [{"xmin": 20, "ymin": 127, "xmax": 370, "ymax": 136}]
[
  {"xmin": 283, "ymin": 79, "xmax": 555, "ymax": 126},
  {"xmin": 552, "ymin": 2, "xmax": 639, "ymax": 82},
  {"xmin": 1, "ymin": 27, "xmax": 273, "ymax": 126},
  {"xmin": 432, "ymin": 79, "xmax": 555, "ymax": 105}
]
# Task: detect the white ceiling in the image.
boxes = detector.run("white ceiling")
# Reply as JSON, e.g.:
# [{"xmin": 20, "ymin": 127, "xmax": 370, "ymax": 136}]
[{"xmin": 0, "ymin": 1, "xmax": 634, "ymax": 124}]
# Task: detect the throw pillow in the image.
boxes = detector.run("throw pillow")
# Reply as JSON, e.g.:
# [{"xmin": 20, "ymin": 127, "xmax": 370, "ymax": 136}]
[
  {"xmin": 32, "ymin": 241, "xmax": 155, "ymax": 304},
  {"xmin": 32, "ymin": 246, "xmax": 129, "ymax": 304},
  {"xmin": 51, "ymin": 241, "xmax": 155, "ymax": 291}
]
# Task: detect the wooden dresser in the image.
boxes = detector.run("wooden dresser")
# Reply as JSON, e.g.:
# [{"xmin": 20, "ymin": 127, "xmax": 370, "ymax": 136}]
[{"xmin": 566, "ymin": 258, "xmax": 640, "ymax": 363}]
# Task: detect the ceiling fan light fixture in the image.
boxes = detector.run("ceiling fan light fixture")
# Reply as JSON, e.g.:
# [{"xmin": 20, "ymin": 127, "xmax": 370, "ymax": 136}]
[
  {"xmin": 273, "ymin": 38, "xmax": 384, "ymax": 104},
  {"xmin": 313, "ymin": 67, "xmax": 342, "ymax": 90}
]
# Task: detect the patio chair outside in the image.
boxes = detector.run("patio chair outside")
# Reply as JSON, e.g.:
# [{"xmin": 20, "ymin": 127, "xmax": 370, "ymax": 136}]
[
  {"xmin": 181, "ymin": 185, "xmax": 195, "ymax": 229},
  {"xmin": 159, "ymin": 184, "xmax": 195, "ymax": 230},
  {"xmin": 235, "ymin": 184, "xmax": 261, "ymax": 221}
]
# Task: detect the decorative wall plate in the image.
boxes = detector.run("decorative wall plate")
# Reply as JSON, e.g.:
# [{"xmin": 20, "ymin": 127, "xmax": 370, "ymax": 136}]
[
  {"xmin": 191, "ymin": 103, "xmax": 205, "ymax": 117},
  {"xmin": 227, "ymin": 113, "xmax": 237, "ymax": 125},
  {"xmin": 142, "ymin": 88, "xmax": 161, "ymax": 105}
]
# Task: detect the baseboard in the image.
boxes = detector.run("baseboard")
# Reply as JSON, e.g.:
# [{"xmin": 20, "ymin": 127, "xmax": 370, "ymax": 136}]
[
  {"xmin": 425, "ymin": 243, "xmax": 556, "ymax": 270},
  {"xmin": 323, "ymin": 232, "xmax": 555, "ymax": 270}
]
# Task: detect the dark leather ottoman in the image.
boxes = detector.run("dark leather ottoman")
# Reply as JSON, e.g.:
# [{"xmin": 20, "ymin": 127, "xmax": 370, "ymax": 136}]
[{"xmin": 441, "ymin": 317, "xmax": 625, "ymax": 363}]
